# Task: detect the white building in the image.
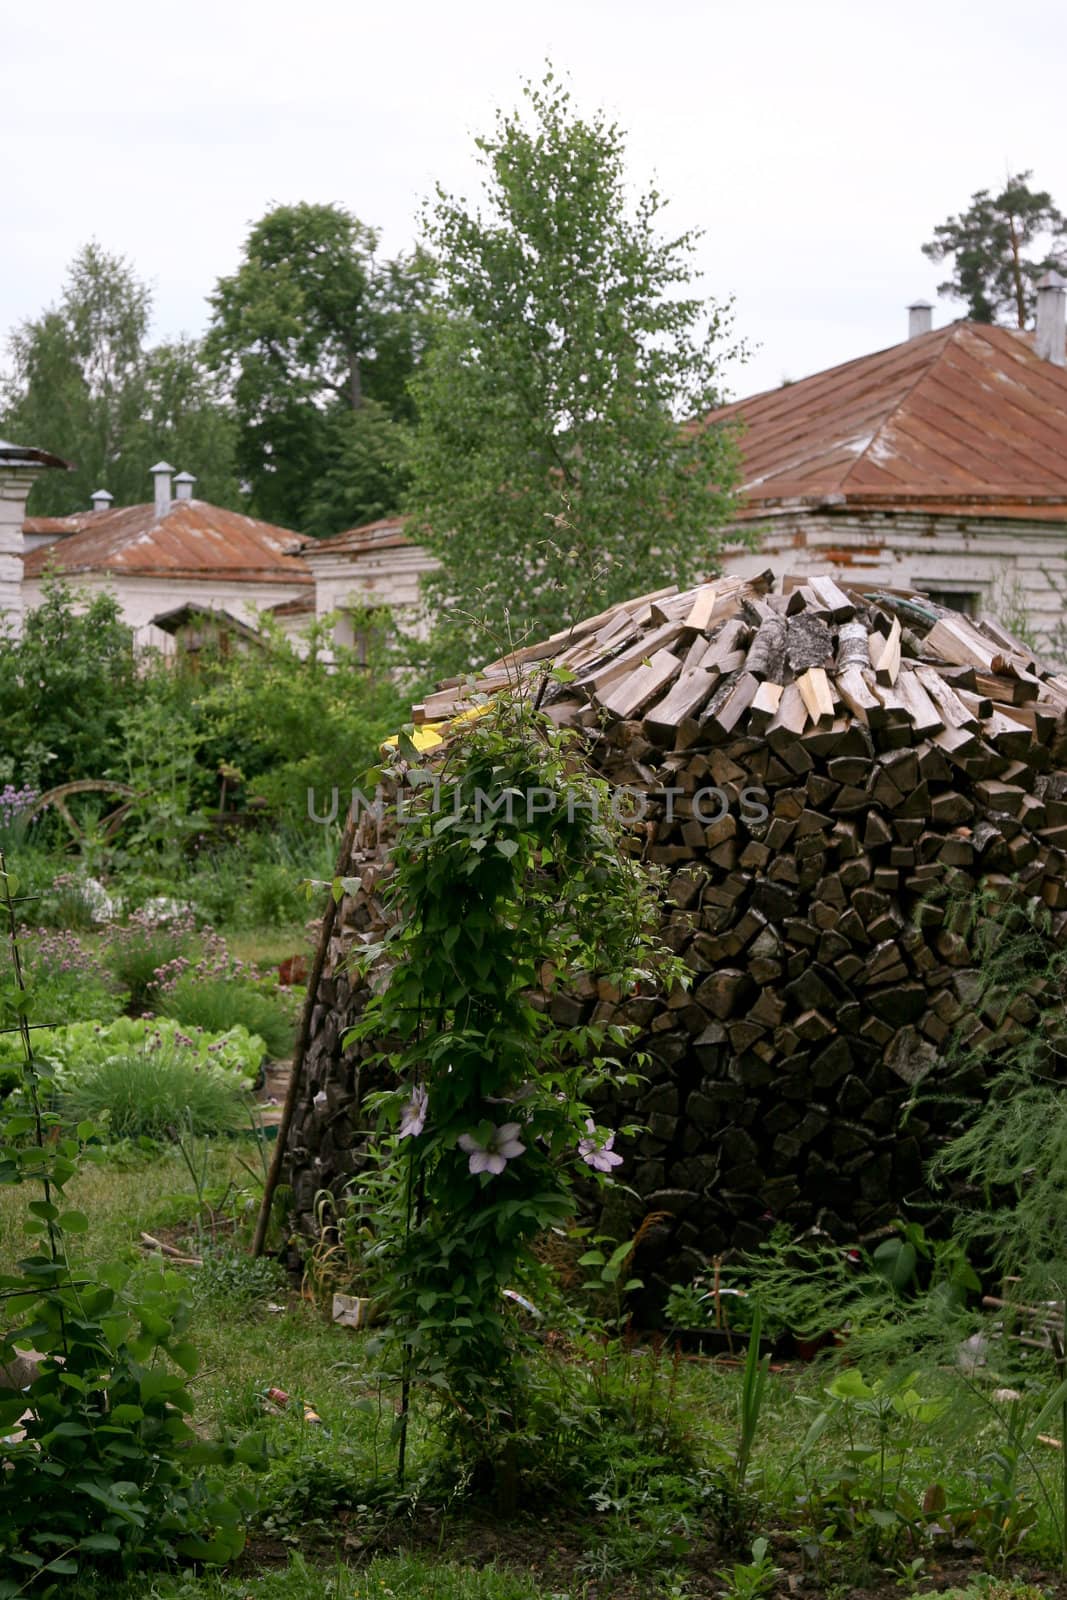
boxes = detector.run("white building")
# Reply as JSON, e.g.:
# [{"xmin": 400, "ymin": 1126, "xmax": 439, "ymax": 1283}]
[
  {"xmin": 22, "ymin": 463, "xmax": 312, "ymax": 649},
  {"xmin": 713, "ymin": 280, "xmax": 1067, "ymax": 651},
  {"xmin": 298, "ymin": 517, "xmax": 438, "ymax": 655}
]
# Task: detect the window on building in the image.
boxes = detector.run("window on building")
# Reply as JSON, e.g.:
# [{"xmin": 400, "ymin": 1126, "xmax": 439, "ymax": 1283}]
[
  {"xmin": 912, "ymin": 586, "xmax": 981, "ymax": 618},
  {"xmin": 345, "ymin": 605, "xmax": 392, "ymax": 668}
]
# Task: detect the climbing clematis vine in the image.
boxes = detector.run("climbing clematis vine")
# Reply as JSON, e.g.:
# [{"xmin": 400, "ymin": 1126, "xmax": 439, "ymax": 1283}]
[
  {"xmin": 458, "ymin": 1122, "xmax": 526, "ymax": 1176},
  {"xmin": 578, "ymin": 1117, "xmax": 623, "ymax": 1173},
  {"xmin": 398, "ymin": 1084, "xmax": 428, "ymax": 1139}
]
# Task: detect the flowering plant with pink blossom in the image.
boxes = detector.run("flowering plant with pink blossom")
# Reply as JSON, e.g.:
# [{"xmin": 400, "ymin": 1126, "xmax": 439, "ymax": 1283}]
[{"xmin": 4, "ymin": 926, "xmax": 125, "ymax": 1025}]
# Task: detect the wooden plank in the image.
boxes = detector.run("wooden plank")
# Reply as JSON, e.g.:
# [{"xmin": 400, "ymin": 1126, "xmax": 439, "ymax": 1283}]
[
  {"xmin": 976, "ymin": 614, "xmax": 1039, "ymax": 669},
  {"xmin": 575, "ymin": 621, "xmax": 684, "ymax": 697},
  {"xmin": 796, "ymin": 666, "xmax": 836, "ymax": 727},
  {"xmin": 983, "ymin": 708, "xmax": 1034, "ymax": 759},
  {"xmin": 915, "ymin": 664, "xmax": 980, "ymax": 731},
  {"xmin": 892, "ymin": 667, "xmax": 943, "ymax": 736},
  {"xmin": 684, "ymin": 578, "xmax": 747, "ymax": 634},
  {"xmin": 835, "ymin": 663, "xmax": 881, "ymax": 724},
  {"xmin": 597, "ymin": 647, "xmax": 683, "ymax": 720},
  {"xmin": 808, "ymin": 574, "xmax": 855, "ymax": 622},
  {"xmin": 873, "ymin": 617, "xmax": 902, "ymax": 686},
  {"xmin": 705, "ymin": 671, "xmax": 760, "ymax": 739},
  {"xmin": 992, "ymin": 700, "xmax": 1059, "ymax": 742},
  {"xmin": 744, "ymin": 616, "xmax": 787, "ymax": 682},
  {"xmin": 932, "ymin": 723, "xmax": 979, "ymax": 762},
  {"xmin": 700, "ymin": 619, "xmax": 750, "ymax": 673},
  {"xmin": 836, "ymin": 619, "xmax": 870, "ymax": 669},
  {"xmin": 680, "ymin": 631, "xmax": 711, "ymax": 672},
  {"xmin": 643, "ymin": 667, "xmax": 718, "ymax": 742},
  {"xmin": 766, "ymin": 681, "xmax": 809, "ymax": 750},
  {"xmin": 748, "ymin": 681, "xmax": 783, "ymax": 734},
  {"xmin": 924, "ymin": 616, "xmax": 1004, "ymax": 673}
]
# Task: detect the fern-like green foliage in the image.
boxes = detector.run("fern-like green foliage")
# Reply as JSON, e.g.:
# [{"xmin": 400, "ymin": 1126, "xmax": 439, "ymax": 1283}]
[{"xmin": 926, "ymin": 887, "xmax": 1067, "ymax": 1310}]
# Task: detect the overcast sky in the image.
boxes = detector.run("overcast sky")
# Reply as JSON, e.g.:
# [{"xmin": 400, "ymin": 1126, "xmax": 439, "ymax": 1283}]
[{"xmin": 4, "ymin": 0, "xmax": 1067, "ymax": 399}]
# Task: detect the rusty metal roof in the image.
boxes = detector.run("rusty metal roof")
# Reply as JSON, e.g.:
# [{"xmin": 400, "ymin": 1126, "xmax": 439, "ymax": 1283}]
[
  {"xmin": 712, "ymin": 323, "xmax": 1067, "ymax": 518},
  {"xmin": 299, "ymin": 516, "xmax": 410, "ymax": 559},
  {"xmin": 0, "ymin": 439, "xmax": 72, "ymax": 471},
  {"xmin": 22, "ymin": 499, "xmax": 312, "ymax": 585}
]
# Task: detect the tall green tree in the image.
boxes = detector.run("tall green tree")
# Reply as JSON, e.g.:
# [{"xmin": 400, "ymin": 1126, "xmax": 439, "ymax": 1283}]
[
  {"xmin": 923, "ymin": 172, "xmax": 1067, "ymax": 327},
  {"xmin": 406, "ymin": 72, "xmax": 744, "ymax": 670},
  {"xmin": 1, "ymin": 244, "xmax": 239, "ymax": 515},
  {"xmin": 205, "ymin": 203, "xmax": 434, "ymax": 535},
  {"xmin": 126, "ymin": 338, "xmax": 241, "ymax": 509}
]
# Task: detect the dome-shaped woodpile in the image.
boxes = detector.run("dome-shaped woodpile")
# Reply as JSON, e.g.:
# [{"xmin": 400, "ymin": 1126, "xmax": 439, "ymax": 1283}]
[{"xmin": 286, "ymin": 571, "xmax": 1067, "ymax": 1294}]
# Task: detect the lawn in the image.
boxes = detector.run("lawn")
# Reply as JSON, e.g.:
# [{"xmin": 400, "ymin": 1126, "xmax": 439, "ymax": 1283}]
[{"xmin": 2, "ymin": 1141, "xmax": 1065, "ymax": 1600}]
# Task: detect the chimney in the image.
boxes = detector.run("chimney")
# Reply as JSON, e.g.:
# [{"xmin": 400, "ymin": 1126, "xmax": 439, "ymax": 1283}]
[
  {"xmin": 90, "ymin": 489, "xmax": 113, "ymax": 513},
  {"xmin": 907, "ymin": 300, "xmax": 933, "ymax": 339},
  {"xmin": 1035, "ymin": 270, "xmax": 1067, "ymax": 366},
  {"xmin": 173, "ymin": 470, "xmax": 197, "ymax": 502},
  {"xmin": 149, "ymin": 461, "xmax": 174, "ymax": 518}
]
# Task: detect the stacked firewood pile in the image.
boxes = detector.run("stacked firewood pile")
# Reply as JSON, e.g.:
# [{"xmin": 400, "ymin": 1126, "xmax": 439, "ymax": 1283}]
[{"xmin": 285, "ymin": 572, "xmax": 1067, "ymax": 1295}]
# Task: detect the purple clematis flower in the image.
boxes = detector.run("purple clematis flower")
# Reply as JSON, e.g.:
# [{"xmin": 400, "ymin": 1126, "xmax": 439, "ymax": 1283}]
[
  {"xmin": 458, "ymin": 1122, "xmax": 526, "ymax": 1176},
  {"xmin": 578, "ymin": 1117, "xmax": 624, "ymax": 1173},
  {"xmin": 398, "ymin": 1084, "xmax": 428, "ymax": 1139}
]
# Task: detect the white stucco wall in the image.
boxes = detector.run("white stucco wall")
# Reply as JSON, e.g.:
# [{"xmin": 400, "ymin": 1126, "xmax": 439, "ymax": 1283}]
[
  {"xmin": 0, "ymin": 467, "xmax": 38, "ymax": 631},
  {"xmin": 719, "ymin": 509, "xmax": 1067, "ymax": 652},
  {"xmin": 307, "ymin": 541, "xmax": 441, "ymax": 644},
  {"xmin": 21, "ymin": 571, "xmax": 312, "ymax": 652}
]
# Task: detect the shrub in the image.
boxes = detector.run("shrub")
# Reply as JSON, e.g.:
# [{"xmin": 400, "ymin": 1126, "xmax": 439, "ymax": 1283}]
[
  {"xmin": 247, "ymin": 859, "xmax": 308, "ymax": 928},
  {"xmin": 60, "ymin": 1042, "xmax": 248, "ymax": 1140},
  {"xmin": 162, "ymin": 975, "xmax": 295, "ymax": 1060},
  {"xmin": 0, "ymin": 574, "xmax": 138, "ymax": 789}
]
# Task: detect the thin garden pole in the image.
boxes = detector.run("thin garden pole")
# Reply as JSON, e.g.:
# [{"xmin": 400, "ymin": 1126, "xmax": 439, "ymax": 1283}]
[{"xmin": 251, "ymin": 807, "xmax": 358, "ymax": 1258}]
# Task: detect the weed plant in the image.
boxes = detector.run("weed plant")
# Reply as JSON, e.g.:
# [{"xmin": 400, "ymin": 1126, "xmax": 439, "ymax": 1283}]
[{"xmin": 193, "ymin": 1245, "xmax": 288, "ymax": 1317}]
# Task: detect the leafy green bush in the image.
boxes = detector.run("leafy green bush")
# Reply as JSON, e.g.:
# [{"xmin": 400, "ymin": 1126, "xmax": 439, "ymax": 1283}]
[
  {"xmin": 182, "ymin": 829, "xmax": 333, "ymax": 931},
  {"xmin": 60, "ymin": 1043, "xmax": 248, "ymax": 1140},
  {"xmin": 0, "ymin": 574, "xmax": 139, "ymax": 790},
  {"xmin": 162, "ymin": 976, "xmax": 295, "ymax": 1060},
  {"xmin": 1, "ymin": 852, "xmax": 263, "ymax": 1588},
  {"xmin": 246, "ymin": 859, "xmax": 308, "ymax": 928}
]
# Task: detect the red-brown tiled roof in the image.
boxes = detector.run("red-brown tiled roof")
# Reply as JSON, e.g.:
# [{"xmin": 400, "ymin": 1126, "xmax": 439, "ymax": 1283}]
[
  {"xmin": 22, "ymin": 500, "xmax": 311, "ymax": 584},
  {"xmin": 712, "ymin": 322, "xmax": 1067, "ymax": 518},
  {"xmin": 299, "ymin": 516, "xmax": 410, "ymax": 558},
  {"xmin": 267, "ymin": 594, "xmax": 316, "ymax": 617}
]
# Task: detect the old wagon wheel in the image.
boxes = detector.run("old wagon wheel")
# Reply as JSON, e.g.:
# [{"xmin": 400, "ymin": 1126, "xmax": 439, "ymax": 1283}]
[{"xmin": 25, "ymin": 780, "xmax": 138, "ymax": 849}]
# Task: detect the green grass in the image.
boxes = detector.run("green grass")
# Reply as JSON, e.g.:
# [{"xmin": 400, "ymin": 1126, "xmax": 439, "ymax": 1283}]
[
  {"xmin": 2, "ymin": 1145, "xmax": 1067, "ymax": 1599},
  {"xmin": 226, "ymin": 925, "xmax": 313, "ymax": 968},
  {"xmin": 71, "ymin": 1550, "xmax": 550, "ymax": 1599}
]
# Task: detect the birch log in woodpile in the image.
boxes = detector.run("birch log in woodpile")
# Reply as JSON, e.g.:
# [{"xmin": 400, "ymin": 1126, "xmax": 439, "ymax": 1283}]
[{"xmin": 285, "ymin": 572, "xmax": 1067, "ymax": 1299}]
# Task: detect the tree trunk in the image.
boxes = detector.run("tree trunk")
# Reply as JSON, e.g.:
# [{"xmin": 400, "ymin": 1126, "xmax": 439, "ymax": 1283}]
[
  {"xmin": 1010, "ymin": 215, "xmax": 1026, "ymax": 329},
  {"xmin": 348, "ymin": 351, "xmax": 362, "ymax": 410}
]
